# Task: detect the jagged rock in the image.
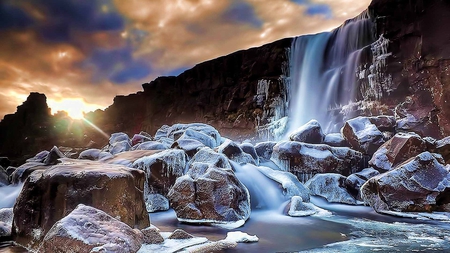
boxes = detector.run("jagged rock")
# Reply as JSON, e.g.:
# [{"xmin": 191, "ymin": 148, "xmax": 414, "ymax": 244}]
[
  {"xmin": 254, "ymin": 141, "xmax": 277, "ymax": 161},
  {"xmin": 288, "ymin": 196, "xmax": 318, "ymax": 217},
  {"xmin": 218, "ymin": 139, "xmax": 255, "ymax": 165},
  {"xmin": 289, "ymin": 120, "xmax": 324, "ymax": 144},
  {"xmin": 271, "ymin": 141, "xmax": 364, "ymax": 182},
  {"xmin": 434, "ymin": 136, "xmax": 450, "ymax": 164},
  {"xmin": 12, "ymin": 159, "xmax": 149, "ymax": 249},
  {"xmin": 239, "ymin": 143, "xmax": 260, "ymax": 166},
  {"xmin": 361, "ymin": 152, "xmax": 450, "ymax": 212},
  {"xmin": 38, "ymin": 204, "xmax": 144, "ymax": 253},
  {"xmin": 43, "ymin": 146, "xmax": 65, "ymax": 165},
  {"xmin": 187, "ymin": 147, "xmax": 232, "ymax": 170},
  {"xmin": 344, "ymin": 168, "xmax": 380, "ymax": 200},
  {"xmin": 0, "ymin": 208, "xmax": 13, "ymax": 238},
  {"xmin": 168, "ymin": 165, "xmax": 250, "ymax": 226},
  {"xmin": 141, "ymin": 226, "xmax": 164, "ymax": 244},
  {"xmin": 134, "ymin": 141, "xmax": 170, "ymax": 151},
  {"xmin": 305, "ymin": 173, "xmax": 358, "ymax": 205},
  {"xmin": 78, "ymin": 148, "xmax": 102, "ymax": 160},
  {"xmin": 369, "ymin": 132, "xmax": 427, "ymax": 171},
  {"xmin": 168, "ymin": 229, "xmax": 194, "ymax": 239},
  {"xmin": 171, "ymin": 139, "xmax": 206, "ymax": 157},
  {"xmin": 131, "ymin": 133, "xmax": 152, "ymax": 146},
  {"xmin": 341, "ymin": 116, "xmax": 396, "ymax": 155},
  {"xmin": 324, "ymin": 133, "xmax": 349, "ymax": 147},
  {"xmin": 26, "ymin": 150, "xmax": 49, "ymax": 163},
  {"xmin": 10, "ymin": 162, "xmax": 47, "ymax": 184}
]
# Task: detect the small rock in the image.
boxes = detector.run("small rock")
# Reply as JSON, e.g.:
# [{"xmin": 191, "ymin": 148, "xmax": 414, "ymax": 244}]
[
  {"xmin": 168, "ymin": 229, "xmax": 194, "ymax": 239},
  {"xmin": 142, "ymin": 226, "xmax": 164, "ymax": 244}
]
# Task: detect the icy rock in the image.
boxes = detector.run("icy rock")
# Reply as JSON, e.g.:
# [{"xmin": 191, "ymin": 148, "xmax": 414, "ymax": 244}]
[
  {"xmin": 345, "ymin": 168, "xmax": 380, "ymax": 200},
  {"xmin": 361, "ymin": 152, "xmax": 450, "ymax": 212},
  {"xmin": 141, "ymin": 226, "xmax": 164, "ymax": 244},
  {"xmin": 133, "ymin": 149, "xmax": 187, "ymax": 199},
  {"xmin": 164, "ymin": 123, "xmax": 222, "ymax": 148},
  {"xmin": 288, "ymin": 196, "xmax": 318, "ymax": 217},
  {"xmin": 218, "ymin": 139, "xmax": 256, "ymax": 165},
  {"xmin": 434, "ymin": 136, "xmax": 450, "ymax": 164},
  {"xmin": 109, "ymin": 140, "xmax": 132, "ymax": 155},
  {"xmin": 177, "ymin": 129, "xmax": 217, "ymax": 149},
  {"xmin": 225, "ymin": 231, "xmax": 259, "ymax": 243},
  {"xmin": 12, "ymin": 159, "xmax": 149, "ymax": 250},
  {"xmin": 239, "ymin": 143, "xmax": 260, "ymax": 166},
  {"xmin": 134, "ymin": 141, "xmax": 170, "ymax": 151},
  {"xmin": 10, "ymin": 162, "xmax": 46, "ymax": 184},
  {"xmin": 171, "ymin": 138, "xmax": 206, "ymax": 158},
  {"xmin": 26, "ymin": 150, "xmax": 49, "ymax": 163},
  {"xmin": 305, "ymin": 173, "xmax": 358, "ymax": 205},
  {"xmin": 187, "ymin": 147, "xmax": 232, "ymax": 170},
  {"xmin": 154, "ymin": 125, "xmax": 170, "ymax": 140},
  {"xmin": 43, "ymin": 146, "xmax": 65, "ymax": 165},
  {"xmin": 289, "ymin": 119, "xmax": 324, "ymax": 144},
  {"xmin": 0, "ymin": 208, "xmax": 13, "ymax": 237},
  {"xmin": 102, "ymin": 150, "xmax": 161, "ymax": 167},
  {"xmin": 254, "ymin": 141, "xmax": 277, "ymax": 161},
  {"xmin": 144, "ymin": 194, "xmax": 169, "ymax": 212},
  {"xmin": 257, "ymin": 166, "xmax": 310, "ymax": 202},
  {"xmin": 131, "ymin": 133, "xmax": 152, "ymax": 146},
  {"xmin": 78, "ymin": 149, "xmax": 102, "ymax": 160},
  {"xmin": 369, "ymin": 132, "xmax": 427, "ymax": 171},
  {"xmin": 341, "ymin": 116, "xmax": 395, "ymax": 155},
  {"xmin": 38, "ymin": 204, "xmax": 144, "ymax": 253},
  {"xmin": 168, "ymin": 229, "xmax": 194, "ymax": 239},
  {"xmin": 109, "ymin": 132, "xmax": 130, "ymax": 145},
  {"xmin": 271, "ymin": 141, "xmax": 364, "ymax": 182},
  {"xmin": 324, "ymin": 133, "xmax": 349, "ymax": 147},
  {"xmin": 168, "ymin": 165, "xmax": 250, "ymax": 226}
]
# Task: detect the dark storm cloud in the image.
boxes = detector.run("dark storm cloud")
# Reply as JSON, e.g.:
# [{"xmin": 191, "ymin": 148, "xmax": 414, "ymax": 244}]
[
  {"xmin": 0, "ymin": 2, "xmax": 34, "ymax": 30},
  {"xmin": 221, "ymin": 1, "xmax": 263, "ymax": 28}
]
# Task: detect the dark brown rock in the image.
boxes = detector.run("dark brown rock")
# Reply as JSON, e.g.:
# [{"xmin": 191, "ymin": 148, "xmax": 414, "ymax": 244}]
[
  {"xmin": 434, "ymin": 136, "xmax": 450, "ymax": 164},
  {"xmin": 168, "ymin": 229, "xmax": 194, "ymax": 240},
  {"xmin": 12, "ymin": 159, "xmax": 149, "ymax": 249},
  {"xmin": 141, "ymin": 226, "xmax": 164, "ymax": 244}
]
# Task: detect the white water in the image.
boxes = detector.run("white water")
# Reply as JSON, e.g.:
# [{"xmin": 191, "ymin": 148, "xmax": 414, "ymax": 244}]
[
  {"xmin": 0, "ymin": 184, "xmax": 23, "ymax": 209},
  {"xmin": 287, "ymin": 13, "xmax": 375, "ymax": 135}
]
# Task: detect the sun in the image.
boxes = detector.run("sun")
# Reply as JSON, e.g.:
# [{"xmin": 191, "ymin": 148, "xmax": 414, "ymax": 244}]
[{"xmin": 48, "ymin": 98, "xmax": 102, "ymax": 120}]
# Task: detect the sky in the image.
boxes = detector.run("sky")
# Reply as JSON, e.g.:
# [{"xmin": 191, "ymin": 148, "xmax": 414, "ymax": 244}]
[{"xmin": 0, "ymin": 0, "xmax": 371, "ymax": 120}]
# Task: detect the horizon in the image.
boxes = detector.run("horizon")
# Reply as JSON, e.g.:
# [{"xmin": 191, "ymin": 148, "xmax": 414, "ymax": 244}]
[{"xmin": 0, "ymin": 0, "xmax": 371, "ymax": 120}]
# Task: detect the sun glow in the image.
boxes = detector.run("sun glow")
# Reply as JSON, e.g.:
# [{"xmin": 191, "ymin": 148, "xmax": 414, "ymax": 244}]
[{"xmin": 48, "ymin": 98, "xmax": 103, "ymax": 120}]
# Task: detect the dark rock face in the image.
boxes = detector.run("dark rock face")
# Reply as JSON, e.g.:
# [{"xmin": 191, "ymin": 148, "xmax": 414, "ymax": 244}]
[
  {"xmin": 12, "ymin": 159, "xmax": 149, "ymax": 249},
  {"xmin": 361, "ymin": 152, "xmax": 450, "ymax": 212},
  {"xmin": 38, "ymin": 204, "xmax": 144, "ymax": 253}
]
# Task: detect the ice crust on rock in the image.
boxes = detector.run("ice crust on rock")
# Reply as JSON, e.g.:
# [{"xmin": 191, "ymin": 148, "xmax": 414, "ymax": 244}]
[
  {"xmin": 218, "ymin": 139, "xmax": 256, "ymax": 165},
  {"xmin": 225, "ymin": 231, "xmax": 259, "ymax": 243},
  {"xmin": 289, "ymin": 119, "xmax": 324, "ymax": 144},
  {"xmin": 134, "ymin": 141, "xmax": 169, "ymax": 151},
  {"xmin": 305, "ymin": 173, "xmax": 358, "ymax": 205}
]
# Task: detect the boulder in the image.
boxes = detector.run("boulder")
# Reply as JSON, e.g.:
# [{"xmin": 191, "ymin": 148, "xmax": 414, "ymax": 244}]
[
  {"xmin": 166, "ymin": 123, "xmax": 222, "ymax": 148},
  {"xmin": 78, "ymin": 148, "xmax": 102, "ymax": 160},
  {"xmin": 109, "ymin": 140, "xmax": 131, "ymax": 155},
  {"xmin": 369, "ymin": 132, "xmax": 427, "ymax": 171},
  {"xmin": 344, "ymin": 168, "xmax": 380, "ymax": 200},
  {"xmin": 324, "ymin": 133, "xmax": 349, "ymax": 147},
  {"xmin": 131, "ymin": 133, "xmax": 152, "ymax": 146},
  {"xmin": 177, "ymin": 129, "xmax": 217, "ymax": 149},
  {"xmin": 38, "ymin": 204, "xmax": 143, "ymax": 253},
  {"xmin": 289, "ymin": 119, "xmax": 324, "ymax": 144},
  {"xmin": 10, "ymin": 162, "xmax": 47, "ymax": 184},
  {"xmin": 141, "ymin": 226, "xmax": 164, "ymax": 244},
  {"xmin": 288, "ymin": 196, "xmax": 318, "ymax": 217},
  {"xmin": 341, "ymin": 116, "xmax": 396, "ymax": 155},
  {"xmin": 361, "ymin": 152, "xmax": 450, "ymax": 212},
  {"xmin": 144, "ymin": 194, "xmax": 170, "ymax": 212},
  {"xmin": 102, "ymin": 150, "xmax": 161, "ymax": 167},
  {"xmin": 0, "ymin": 208, "xmax": 13, "ymax": 238},
  {"xmin": 168, "ymin": 229, "xmax": 194, "ymax": 239},
  {"xmin": 434, "ymin": 136, "xmax": 450, "ymax": 164},
  {"xmin": 239, "ymin": 143, "xmax": 260, "ymax": 166},
  {"xmin": 43, "ymin": 146, "xmax": 65, "ymax": 165},
  {"xmin": 12, "ymin": 159, "xmax": 149, "ymax": 249},
  {"xmin": 171, "ymin": 138, "xmax": 206, "ymax": 157},
  {"xmin": 168, "ymin": 165, "xmax": 250, "ymax": 226},
  {"xmin": 134, "ymin": 141, "xmax": 169, "ymax": 151},
  {"xmin": 26, "ymin": 150, "xmax": 49, "ymax": 163},
  {"xmin": 254, "ymin": 141, "xmax": 277, "ymax": 161},
  {"xmin": 218, "ymin": 139, "xmax": 256, "ymax": 165},
  {"xmin": 187, "ymin": 147, "xmax": 232, "ymax": 170},
  {"xmin": 305, "ymin": 173, "xmax": 357, "ymax": 205},
  {"xmin": 271, "ymin": 141, "xmax": 364, "ymax": 182},
  {"xmin": 132, "ymin": 149, "xmax": 187, "ymax": 212},
  {"xmin": 109, "ymin": 132, "xmax": 130, "ymax": 145}
]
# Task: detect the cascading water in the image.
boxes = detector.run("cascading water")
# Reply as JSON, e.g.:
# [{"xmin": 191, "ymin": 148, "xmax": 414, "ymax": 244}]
[{"xmin": 287, "ymin": 12, "xmax": 375, "ymax": 135}]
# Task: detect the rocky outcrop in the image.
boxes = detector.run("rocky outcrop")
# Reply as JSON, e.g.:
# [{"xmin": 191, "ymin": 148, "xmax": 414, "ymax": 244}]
[
  {"xmin": 38, "ymin": 204, "xmax": 144, "ymax": 253},
  {"xmin": 12, "ymin": 159, "xmax": 149, "ymax": 249},
  {"xmin": 361, "ymin": 152, "xmax": 450, "ymax": 212}
]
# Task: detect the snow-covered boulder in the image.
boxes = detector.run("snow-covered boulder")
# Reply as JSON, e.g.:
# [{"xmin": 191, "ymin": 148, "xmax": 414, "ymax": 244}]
[
  {"xmin": 78, "ymin": 148, "xmax": 102, "ymax": 160},
  {"xmin": 43, "ymin": 146, "xmax": 65, "ymax": 165},
  {"xmin": 305, "ymin": 173, "xmax": 358, "ymax": 205},
  {"xmin": 218, "ymin": 139, "xmax": 256, "ymax": 165},
  {"xmin": 288, "ymin": 196, "xmax": 318, "ymax": 217},
  {"xmin": 239, "ymin": 143, "xmax": 260, "ymax": 166},
  {"xmin": 0, "ymin": 208, "xmax": 13, "ymax": 238},
  {"xmin": 144, "ymin": 194, "xmax": 169, "ymax": 212},
  {"xmin": 131, "ymin": 132, "xmax": 152, "ymax": 146},
  {"xmin": 289, "ymin": 119, "xmax": 324, "ymax": 144},
  {"xmin": 109, "ymin": 132, "xmax": 130, "ymax": 145},
  {"xmin": 168, "ymin": 165, "xmax": 250, "ymax": 227},
  {"xmin": 38, "ymin": 204, "xmax": 144, "ymax": 253},
  {"xmin": 102, "ymin": 150, "xmax": 161, "ymax": 167},
  {"xmin": 225, "ymin": 231, "xmax": 258, "ymax": 243},
  {"xmin": 271, "ymin": 141, "xmax": 363, "ymax": 182},
  {"xmin": 12, "ymin": 159, "xmax": 149, "ymax": 249},
  {"xmin": 177, "ymin": 129, "xmax": 217, "ymax": 149},
  {"xmin": 171, "ymin": 138, "xmax": 206, "ymax": 158},
  {"xmin": 324, "ymin": 133, "xmax": 349, "ymax": 147},
  {"xmin": 10, "ymin": 162, "xmax": 46, "ymax": 184},
  {"xmin": 164, "ymin": 123, "xmax": 222, "ymax": 148},
  {"xmin": 361, "ymin": 152, "xmax": 450, "ymax": 212},
  {"xmin": 341, "ymin": 116, "xmax": 396, "ymax": 155},
  {"xmin": 369, "ymin": 132, "xmax": 427, "ymax": 171},
  {"xmin": 109, "ymin": 140, "xmax": 132, "ymax": 155},
  {"xmin": 254, "ymin": 141, "xmax": 277, "ymax": 161},
  {"xmin": 187, "ymin": 147, "xmax": 232, "ymax": 170},
  {"xmin": 134, "ymin": 141, "xmax": 169, "ymax": 151},
  {"xmin": 26, "ymin": 150, "xmax": 49, "ymax": 163}
]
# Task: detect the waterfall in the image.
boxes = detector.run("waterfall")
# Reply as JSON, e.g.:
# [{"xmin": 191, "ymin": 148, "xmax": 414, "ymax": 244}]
[{"xmin": 286, "ymin": 12, "xmax": 375, "ymax": 135}]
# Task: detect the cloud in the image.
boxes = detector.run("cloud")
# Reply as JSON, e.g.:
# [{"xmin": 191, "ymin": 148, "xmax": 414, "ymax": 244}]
[{"xmin": 221, "ymin": 1, "xmax": 263, "ymax": 27}]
